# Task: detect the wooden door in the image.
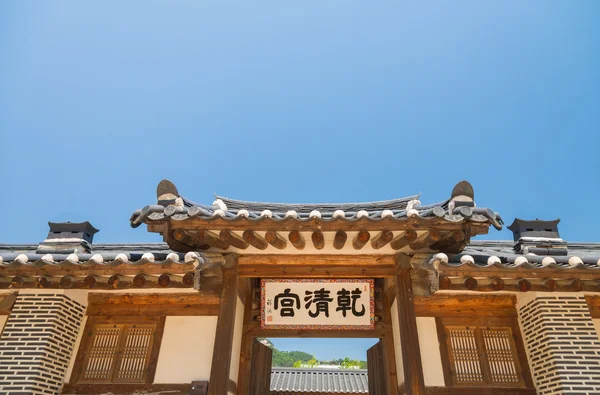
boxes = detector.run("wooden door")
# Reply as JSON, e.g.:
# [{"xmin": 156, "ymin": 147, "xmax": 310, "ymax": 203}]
[
  {"xmin": 248, "ymin": 339, "xmax": 273, "ymax": 395},
  {"xmin": 367, "ymin": 340, "xmax": 389, "ymax": 395}
]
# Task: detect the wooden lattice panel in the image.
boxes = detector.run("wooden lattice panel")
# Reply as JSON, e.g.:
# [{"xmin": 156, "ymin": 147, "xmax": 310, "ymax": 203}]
[
  {"xmin": 114, "ymin": 325, "xmax": 155, "ymax": 383},
  {"xmin": 446, "ymin": 327, "xmax": 485, "ymax": 385},
  {"xmin": 482, "ymin": 328, "xmax": 520, "ymax": 384},
  {"xmin": 81, "ymin": 325, "xmax": 123, "ymax": 382},
  {"xmin": 439, "ymin": 318, "xmax": 528, "ymax": 388},
  {"xmin": 74, "ymin": 316, "xmax": 165, "ymax": 385}
]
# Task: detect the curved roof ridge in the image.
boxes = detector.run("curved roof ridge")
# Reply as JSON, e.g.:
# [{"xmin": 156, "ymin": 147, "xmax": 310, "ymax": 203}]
[{"xmin": 214, "ymin": 193, "xmax": 422, "ymax": 211}]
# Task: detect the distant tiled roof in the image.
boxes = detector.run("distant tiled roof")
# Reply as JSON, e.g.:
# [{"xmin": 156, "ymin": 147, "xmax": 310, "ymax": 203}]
[
  {"xmin": 0, "ymin": 243, "xmax": 202, "ymax": 267},
  {"xmin": 129, "ymin": 179, "xmax": 503, "ymax": 229},
  {"xmin": 432, "ymin": 240, "xmax": 600, "ymax": 270},
  {"xmin": 270, "ymin": 368, "xmax": 368, "ymax": 393}
]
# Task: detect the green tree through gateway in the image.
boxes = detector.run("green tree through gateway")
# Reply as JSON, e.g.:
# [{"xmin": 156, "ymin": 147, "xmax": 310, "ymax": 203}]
[{"xmin": 260, "ymin": 338, "xmax": 367, "ymax": 368}]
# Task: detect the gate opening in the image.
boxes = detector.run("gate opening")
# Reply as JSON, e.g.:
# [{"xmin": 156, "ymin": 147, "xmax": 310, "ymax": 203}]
[{"xmin": 249, "ymin": 337, "xmax": 387, "ymax": 395}]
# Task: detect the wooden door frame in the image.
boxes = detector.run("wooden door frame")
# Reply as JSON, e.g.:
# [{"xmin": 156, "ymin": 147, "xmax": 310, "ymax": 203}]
[{"xmin": 236, "ymin": 273, "xmax": 401, "ymax": 395}]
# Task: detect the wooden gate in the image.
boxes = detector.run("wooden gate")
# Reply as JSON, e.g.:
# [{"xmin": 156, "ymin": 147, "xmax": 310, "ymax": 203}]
[
  {"xmin": 248, "ymin": 339, "xmax": 273, "ymax": 395},
  {"xmin": 367, "ymin": 340, "xmax": 389, "ymax": 395}
]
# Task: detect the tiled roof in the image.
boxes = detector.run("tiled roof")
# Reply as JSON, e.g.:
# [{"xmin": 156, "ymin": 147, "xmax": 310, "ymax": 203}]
[
  {"xmin": 129, "ymin": 179, "xmax": 503, "ymax": 230},
  {"xmin": 0, "ymin": 243, "xmax": 203, "ymax": 267},
  {"xmin": 2, "ymin": 241, "xmax": 600, "ymax": 271},
  {"xmin": 431, "ymin": 240, "xmax": 600, "ymax": 270},
  {"xmin": 270, "ymin": 368, "xmax": 368, "ymax": 393}
]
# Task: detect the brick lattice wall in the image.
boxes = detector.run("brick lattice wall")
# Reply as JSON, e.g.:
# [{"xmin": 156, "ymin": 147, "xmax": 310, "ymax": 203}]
[
  {"xmin": 519, "ymin": 295, "xmax": 600, "ymax": 394},
  {"xmin": 0, "ymin": 294, "xmax": 85, "ymax": 394}
]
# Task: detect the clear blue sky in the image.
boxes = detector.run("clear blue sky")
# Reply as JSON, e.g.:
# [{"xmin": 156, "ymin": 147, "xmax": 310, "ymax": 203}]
[{"xmin": 1, "ymin": 2, "xmax": 599, "ymax": 361}]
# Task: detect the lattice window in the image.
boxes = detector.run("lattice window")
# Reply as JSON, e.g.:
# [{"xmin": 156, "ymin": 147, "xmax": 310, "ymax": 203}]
[
  {"xmin": 438, "ymin": 318, "xmax": 527, "ymax": 388},
  {"xmin": 74, "ymin": 316, "xmax": 164, "ymax": 384}
]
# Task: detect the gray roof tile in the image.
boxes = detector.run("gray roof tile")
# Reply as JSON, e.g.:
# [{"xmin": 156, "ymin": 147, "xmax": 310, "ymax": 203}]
[{"xmin": 270, "ymin": 368, "xmax": 368, "ymax": 393}]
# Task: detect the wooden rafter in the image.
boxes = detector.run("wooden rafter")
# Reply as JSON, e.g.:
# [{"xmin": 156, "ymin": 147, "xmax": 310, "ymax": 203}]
[
  {"xmin": 352, "ymin": 230, "xmax": 370, "ymax": 250},
  {"xmin": 288, "ymin": 230, "xmax": 305, "ymax": 250},
  {"xmin": 220, "ymin": 230, "xmax": 249, "ymax": 250},
  {"xmin": 265, "ymin": 231, "xmax": 287, "ymax": 250},
  {"xmin": 371, "ymin": 231, "xmax": 393, "ymax": 250},
  {"xmin": 242, "ymin": 230, "xmax": 268, "ymax": 250},
  {"xmin": 333, "ymin": 230, "xmax": 347, "ymax": 250},
  {"xmin": 311, "ymin": 230, "xmax": 325, "ymax": 250}
]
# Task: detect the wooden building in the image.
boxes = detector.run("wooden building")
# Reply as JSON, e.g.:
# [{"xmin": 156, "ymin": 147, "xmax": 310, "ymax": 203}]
[{"xmin": 1, "ymin": 179, "xmax": 600, "ymax": 395}]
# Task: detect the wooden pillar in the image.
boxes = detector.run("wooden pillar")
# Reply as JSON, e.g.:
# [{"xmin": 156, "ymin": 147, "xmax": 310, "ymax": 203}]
[
  {"xmin": 382, "ymin": 282, "xmax": 399, "ymax": 395},
  {"xmin": 395, "ymin": 254, "xmax": 425, "ymax": 395},
  {"xmin": 208, "ymin": 257, "xmax": 239, "ymax": 395},
  {"xmin": 236, "ymin": 279, "xmax": 254, "ymax": 395}
]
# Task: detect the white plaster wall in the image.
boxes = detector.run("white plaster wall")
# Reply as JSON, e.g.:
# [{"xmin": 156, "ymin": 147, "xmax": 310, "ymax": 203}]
[
  {"xmin": 154, "ymin": 316, "xmax": 218, "ymax": 383},
  {"xmin": 64, "ymin": 315, "xmax": 88, "ymax": 383},
  {"xmin": 390, "ymin": 300, "xmax": 404, "ymax": 386},
  {"xmin": 416, "ymin": 317, "xmax": 445, "ymax": 386},
  {"xmin": 228, "ymin": 296, "xmax": 245, "ymax": 394}
]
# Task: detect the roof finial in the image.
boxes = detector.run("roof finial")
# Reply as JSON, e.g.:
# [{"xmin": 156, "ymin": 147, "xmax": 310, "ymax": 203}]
[
  {"xmin": 451, "ymin": 180, "xmax": 474, "ymax": 200},
  {"xmin": 157, "ymin": 179, "xmax": 179, "ymax": 200}
]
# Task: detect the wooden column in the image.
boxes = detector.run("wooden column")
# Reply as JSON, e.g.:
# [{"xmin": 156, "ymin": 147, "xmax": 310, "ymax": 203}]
[
  {"xmin": 208, "ymin": 257, "xmax": 239, "ymax": 395},
  {"xmin": 395, "ymin": 254, "xmax": 425, "ymax": 395},
  {"xmin": 382, "ymin": 281, "xmax": 399, "ymax": 395},
  {"xmin": 236, "ymin": 279, "xmax": 254, "ymax": 395}
]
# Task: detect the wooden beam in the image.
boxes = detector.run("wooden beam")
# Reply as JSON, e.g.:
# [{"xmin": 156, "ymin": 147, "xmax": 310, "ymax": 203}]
[
  {"xmin": 62, "ymin": 384, "xmax": 192, "ymax": 394},
  {"xmin": 88, "ymin": 293, "xmax": 221, "ymax": 306},
  {"xmin": 238, "ymin": 264, "xmax": 395, "ymax": 278},
  {"xmin": 371, "ymin": 231, "xmax": 394, "ymax": 249},
  {"xmin": 288, "ymin": 230, "xmax": 306, "ymax": 250},
  {"xmin": 390, "ymin": 230, "xmax": 417, "ymax": 250},
  {"xmin": 86, "ymin": 293, "xmax": 220, "ymax": 316},
  {"xmin": 333, "ymin": 231, "xmax": 347, "ymax": 250},
  {"xmin": 395, "ymin": 254, "xmax": 425, "ymax": 395},
  {"xmin": 311, "ymin": 230, "xmax": 325, "ymax": 250},
  {"xmin": 352, "ymin": 230, "xmax": 370, "ymax": 250},
  {"xmin": 86, "ymin": 303, "xmax": 219, "ymax": 316},
  {"xmin": 220, "ymin": 230, "xmax": 249, "ymax": 250},
  {"xmin": 414, "ymin": 294, "xmax": 517, "ymax": 318},
  {"xmin": 265, "ymin": 231, "xmax": 287, "ymax": 250},
  {"xmin": 238, "ymin": 254, "xmax": 395, "ymax": 266},
  {"xmin": 242, "ymin": 230, "xmax": 268, "ymax": 250},
  {"xmin": 208, "ymin": 262, "xmax": 239, "ymax": 395},
  {"xmin": 243, "ymin": 320, "xmax": 389, "ymax": 338},
  {"xmin": 409, "ymin": 230, "xmax": 441, "ymax": 251}
]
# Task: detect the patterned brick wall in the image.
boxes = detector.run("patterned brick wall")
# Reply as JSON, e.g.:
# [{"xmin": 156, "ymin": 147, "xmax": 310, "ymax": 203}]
[
  {"xmin": 519, "ymin": 295, "xmax": 600, "ymax": 394},
  {"xmin": 0, "ymin": 294, "xmax": 85, "ymax": 394}
]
